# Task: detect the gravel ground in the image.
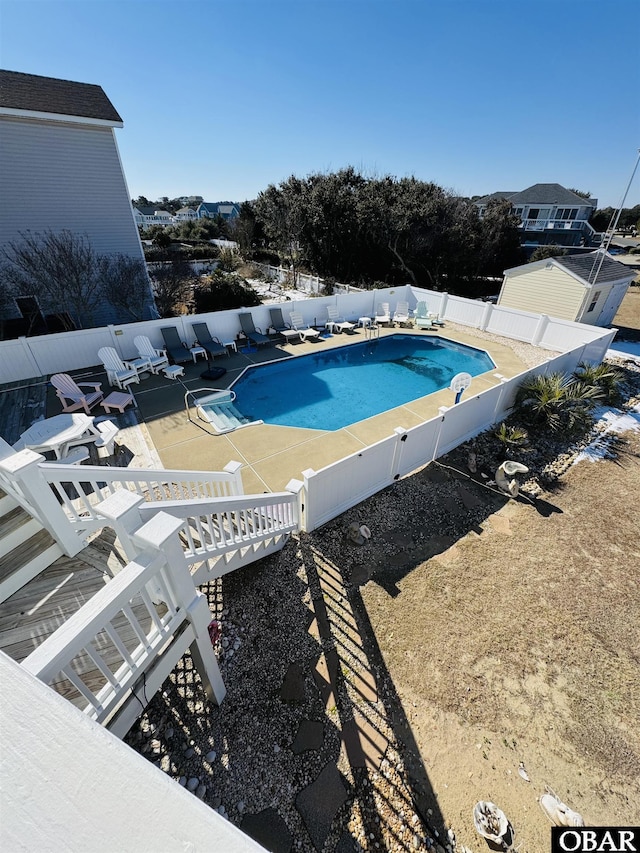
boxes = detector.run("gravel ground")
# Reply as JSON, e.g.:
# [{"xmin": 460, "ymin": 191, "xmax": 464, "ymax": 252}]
[{"xmin": 125, "ymin": 353, "xmax": 640, "ymax": 853}]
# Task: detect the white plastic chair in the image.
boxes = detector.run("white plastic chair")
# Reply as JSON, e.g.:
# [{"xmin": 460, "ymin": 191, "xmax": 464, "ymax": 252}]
[
  {"xmin": 375, "ymin": 303, "xmax": 391, "ymax": 325},
  {"xmin": 393, "ymin": 302, "xmax": 411, "ymax": 326},
  {"xmin": 134, "ymin": 335, "xmax": 169, "ymax": 374},
  {"xmin": 98, "ymin": 347, "xmax": 140, "ymax": 390},
  {"xmin": 289, "ymin": 312, "xmax": 321, "ymax": 342},
  {"xmin": 50, "ymin": 373, "xmax": 104, "ymax": 414},
  {"xmin": 325, "ymin": 305, "xmax": 355, "ymax": 333}
]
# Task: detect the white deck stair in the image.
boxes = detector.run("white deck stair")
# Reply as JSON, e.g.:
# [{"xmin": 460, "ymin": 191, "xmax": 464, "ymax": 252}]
[{"xmin": 0, "ymin": 489, "xmax": 63, "ymax": 604}]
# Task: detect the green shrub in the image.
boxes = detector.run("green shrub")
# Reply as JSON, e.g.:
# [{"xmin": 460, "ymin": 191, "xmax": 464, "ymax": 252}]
[{"xmin": 514, "ymin": 372, "xmax": 601, "ymax": 433}]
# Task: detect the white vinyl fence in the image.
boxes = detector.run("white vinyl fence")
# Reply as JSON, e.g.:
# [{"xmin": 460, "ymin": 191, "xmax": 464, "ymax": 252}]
[
  {"xmin": 293, "ymin": 339, "xmax": 613, "ymax": 532},
  {"xmin": 0, "ymin": 285, "xmax": 615, "ymax": 385}
]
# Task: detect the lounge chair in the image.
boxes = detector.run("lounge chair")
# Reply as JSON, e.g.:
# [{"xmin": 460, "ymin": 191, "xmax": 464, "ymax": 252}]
[
  {"xmin": 375, "ymin": 303, "xmax": 391, "ymax": 326},
  {"xmin": 190, "ymin": 322, "xmax": 227, "ymax": 360},
  {"xmin": 325, "ymin": 305, "xmax": 356, "ymax": 334},
  {"xmin": 269, "ymin": 306, "xmax": 291, "ymax": 334},
  {"xmin": 133, "ymin": 335, "xmax": 170, "ymax": 373},
  {"xmin": 239, "ymin": 312, "xmax": 270, "ymax": 347},
  {"xmin": 160, "ymin": 326, "xmax": 192, "ymax": 365},
  {"xmin": 393, "ymin": 301, "xmax": 411, "ymax": 327},
  {"xmin": 97, "ymin": 347, "xmax": 141, "ymax": 391},
  {"xmin": 50, "ymin": 373, "xmax": 104, "ymax": 414},
  {"xmin": 414, "ymin": 302, "xmax": 435, "ymax": 330},
  {"xmin": 289, "ymin": 312, "xmax": 321, "ymax": 342}
]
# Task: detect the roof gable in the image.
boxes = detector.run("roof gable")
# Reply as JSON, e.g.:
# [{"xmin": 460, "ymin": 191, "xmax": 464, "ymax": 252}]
[{"xmin": 0, "ymin": 70, "xmax": 122, "ymax": 124}]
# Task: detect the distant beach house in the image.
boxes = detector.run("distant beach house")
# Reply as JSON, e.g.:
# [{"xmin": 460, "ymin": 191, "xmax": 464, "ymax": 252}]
[
  {"xmin": 498, "ymin": 251, "xmax": 635, "ymax": 326},
  {"xmin": 475, "ymin": 184, "xmax": 599, "ymax": 248},
  {"xmin": 0, "ymin": 69, "xmax": 152, "ymax": 328},
  {"xmin": 173, "ymin": 206, "xmax": 198, "ymax": 222},
  {"xmin": 196, "ymin": 201, "xmax": 240, "ymax": 221},
  {"xmin": 133, "ymin": 206, "xmax": 174, "ymax": 229}
]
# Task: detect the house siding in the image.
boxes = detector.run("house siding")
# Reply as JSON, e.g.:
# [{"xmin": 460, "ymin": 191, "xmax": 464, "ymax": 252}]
[
  {"xmin": 0, "ymin": 116, "xmax": 152, "ymax": 328},
  {"xmin": 0, "ymin": 116, "xmax": 141, "ymax": 256},
  {"xmin": 499, "ymin": 266, "xmax": 584, "ymax": 321}
]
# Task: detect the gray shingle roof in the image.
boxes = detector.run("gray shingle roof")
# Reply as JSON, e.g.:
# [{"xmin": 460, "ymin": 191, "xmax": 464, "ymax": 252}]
[
  {"xmin": 0, "ymin": 70, "xmax": 122, "ymax": 123},
  {"xmin": 556, "ymin": 252, "xmax": 634, "ymax": 284},
  {"xmin": 475, "ymin": 191, "xmax": 516, "ymax": 204},
  {"xmin": 509, "ymin": 183, "xmax": 596, "ymax": 207}
]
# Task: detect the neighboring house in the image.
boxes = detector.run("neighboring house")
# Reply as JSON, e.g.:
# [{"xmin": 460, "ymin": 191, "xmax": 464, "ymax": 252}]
[
  {"xmin": 475, "ymin": 184, "xmax": 599, "ymax": 248},
  {"xmin": 133, "ymin": 206, "xmax": 174, "ymax": 229},
  {"xmin": 174, "ymin": 206, "xmax": 198, "ymax": 222},
  {"xmin": 196, "ymin": 201, "xmax": 240, "ymax": 221},
  {"xmin": 0, "ymin": 69, "xmax": 154, "ymax": 328},
  {"xmin": 498, "ymin": 250, "xmax": 635, "ymax": 326}
]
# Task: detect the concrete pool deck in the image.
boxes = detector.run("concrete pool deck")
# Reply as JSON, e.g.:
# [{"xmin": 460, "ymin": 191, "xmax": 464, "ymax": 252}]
[{"xmin": 112, "ymin": 324, "xmax": 540, "ymax": 494}]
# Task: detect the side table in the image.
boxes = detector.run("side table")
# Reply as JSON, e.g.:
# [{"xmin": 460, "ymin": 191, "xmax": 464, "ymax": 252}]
[{"xmin": 190, "ymin": 346, "xmax": 207, "ymax": 363}]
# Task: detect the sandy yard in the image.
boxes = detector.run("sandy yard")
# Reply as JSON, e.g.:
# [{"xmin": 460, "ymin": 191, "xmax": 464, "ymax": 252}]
[{"xmin": 126, "ymin": 291, "xmax": 640, "ymax": 852}]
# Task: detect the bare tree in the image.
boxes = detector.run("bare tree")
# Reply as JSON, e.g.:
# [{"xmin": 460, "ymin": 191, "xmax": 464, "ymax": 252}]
[
  {"xmin": 150, "ymin": 256, "xmax": 197, "ymax": 317},
  {"xmin": 0, "ymin": 229, "xmax": 102, "ymax": 330},
  {"xmin": 100, "ymin": 254, "xmax": 154, "ymax": 321}
]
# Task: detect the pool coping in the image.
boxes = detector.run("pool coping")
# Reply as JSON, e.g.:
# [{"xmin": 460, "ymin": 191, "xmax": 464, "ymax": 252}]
[{"xmin": 137, "ymin": 324, "xmax": 545, "ymax": 495}]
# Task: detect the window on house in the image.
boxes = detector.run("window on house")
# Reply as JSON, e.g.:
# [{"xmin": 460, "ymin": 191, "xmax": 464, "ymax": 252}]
[
  {"xmin": 556, "ymin": 208, "xmax": 578, "ymax": 220},
  {"xmin": 527, "ymin": 208, "xmax": 550, "ymax": 221},
  {"xmin": 587, "ymin": 291, "xmax": 601, "ymax": 313}
]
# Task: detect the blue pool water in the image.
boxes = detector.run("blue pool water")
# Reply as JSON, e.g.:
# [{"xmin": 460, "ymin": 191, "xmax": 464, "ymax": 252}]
[{"xmin": 228, "ymin": 335, "xmax": 495, "ymax": 431}]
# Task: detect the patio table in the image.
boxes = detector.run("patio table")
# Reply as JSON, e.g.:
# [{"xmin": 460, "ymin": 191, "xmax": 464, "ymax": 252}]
[{"xmin": 19, "ymin": 413, "xmax": 101, "ymax": 460}]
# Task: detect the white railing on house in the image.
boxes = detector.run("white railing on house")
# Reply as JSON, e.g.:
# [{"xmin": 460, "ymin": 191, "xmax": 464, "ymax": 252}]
[
  {"xmin": 22, "ymin": 511, "xmax": 226, "ymax": 739},
  {"xmin": 290, "ymin": 335, "xmax": 616, "ymax": 533}
]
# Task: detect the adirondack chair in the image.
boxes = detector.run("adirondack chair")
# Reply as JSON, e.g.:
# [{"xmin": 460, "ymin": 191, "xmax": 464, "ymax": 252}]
[
  {"xmin": 133, "ymin": 335, "xmax": 170, "ymax": 374},
  {"xmin": 97, "ymin": 347, "xmax": 140, "ymax": 391},
  {"xmin": 50, "ymin": 373, "xmax": 104, "ymax": 414}
]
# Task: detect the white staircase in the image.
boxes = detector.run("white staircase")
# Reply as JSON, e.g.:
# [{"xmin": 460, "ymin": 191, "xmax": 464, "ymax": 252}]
[{"xmin": 0, "ymin": 488, "xmax": 63, "ymax": 603}]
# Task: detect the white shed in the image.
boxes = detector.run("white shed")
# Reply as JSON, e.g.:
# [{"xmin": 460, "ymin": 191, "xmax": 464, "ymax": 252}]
[{"xmin": 498, "ymin": 251, "xmax": 636, "ymax": 326}]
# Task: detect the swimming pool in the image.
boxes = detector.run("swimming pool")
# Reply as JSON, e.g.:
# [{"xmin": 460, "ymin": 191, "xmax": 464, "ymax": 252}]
[{"xmin": 223, "ymin": 335, "xmax": 495, "ymax": 431}]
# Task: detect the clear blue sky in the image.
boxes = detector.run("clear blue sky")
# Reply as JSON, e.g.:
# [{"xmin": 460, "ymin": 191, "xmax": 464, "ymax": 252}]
[{"xmin": 2, "ymin": 0, "xmax": 639, "ymax": 207}]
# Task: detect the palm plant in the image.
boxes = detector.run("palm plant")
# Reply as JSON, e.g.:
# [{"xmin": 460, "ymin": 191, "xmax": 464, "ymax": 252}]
[
  {"xmin": 493, "ymin": 422, "xmax": 530, "ymax": 457},
  {"xmin": 514, "ymin": 372, "xmax": 601, "ymax": 433},
  {"xmin": 573, "ymin": 361, "xmax": 623, "ymax": 404}
]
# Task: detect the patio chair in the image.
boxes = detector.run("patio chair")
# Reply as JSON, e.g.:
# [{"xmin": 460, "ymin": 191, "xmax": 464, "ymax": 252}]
[
  {"xmin": 393, "ymin": 301, "xmax": 411, "ymax": 327},
  {"xmin": 289, "ymin": 312, "xmax": 321, "ymax": 343},
  {"xmin": 97, "ymin": 347, "xmax": 140, "ymax": 391},
  {"xmin": 133, "ymin": 335, "xmax": 170, "ymax": 374},
  {"xmin": 325, "ymin": 305, "xmax": 356, "ymax": 334},
  {"xmin": 50, "ymin": 373, "xmax": 104, "ymax": 414},
  {"xmin": 238, "ymin": 312, "xmax": 271, "ymax": 347},
  {"xmin": 414, "ymin": 302, "xmax": 435, "ymax": 330},
  {"xmin": 375, "ymin": 303, "xmax": 391, "ymax": 326},
  {"xmin": 423, "ymin": 302, "xmax": 445, "ymax": 326},
  {"xmin": 190, "ymin": 322, "xmax": 227, "ymax": 360},
  {"xmin": 269, "ymin": 306, "xmax": 291, "ymax": 334},
  {"xmin": 160, "ymin": 326, "xmax": 192, "ymax": 365}
]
